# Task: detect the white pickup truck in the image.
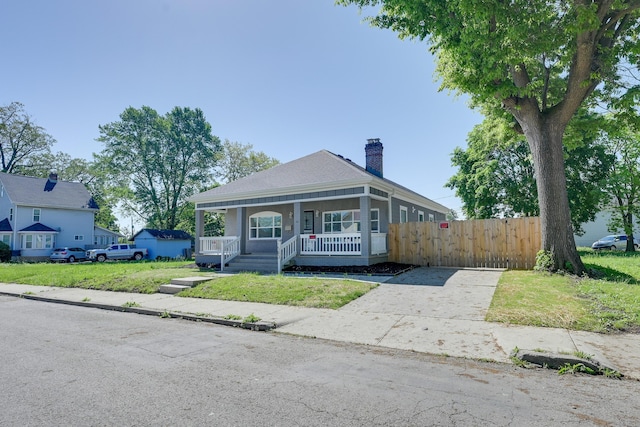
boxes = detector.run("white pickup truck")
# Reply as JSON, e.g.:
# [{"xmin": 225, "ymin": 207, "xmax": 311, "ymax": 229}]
[{"xmin": 86, "ymin": 244, "xmax": 148, "ymax": 262}]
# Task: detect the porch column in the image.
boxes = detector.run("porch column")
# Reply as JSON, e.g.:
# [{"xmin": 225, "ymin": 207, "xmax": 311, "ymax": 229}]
[
  {"xmin": 237, "ymin": 207, "xmax": 247, "ymax": 254},
  {"xmin": 360, "ymin": 195, "xmax": 371, "ymax": 258},
  {"xmin": 293, "ymin": 202, "xmax": 302, "ymax": 234},
  {"xmin": 195, "ymin": 209, "xmax": 204, "ymax": 254}
]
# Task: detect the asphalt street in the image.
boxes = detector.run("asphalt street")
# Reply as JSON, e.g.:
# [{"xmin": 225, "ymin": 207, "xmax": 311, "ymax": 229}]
[{"xmin": 2, "ymin": 296, "xmax": 640, "ymax": 426}]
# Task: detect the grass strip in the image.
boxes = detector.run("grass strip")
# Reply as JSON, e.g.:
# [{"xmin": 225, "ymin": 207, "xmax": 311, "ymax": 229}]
[
  {"xmin": 178, "ymin": 273, "xmax": 378, "ymax": 309},
  {"xmin": 487, "ymin": 248, "xmax": 640, "ymax": 333}
]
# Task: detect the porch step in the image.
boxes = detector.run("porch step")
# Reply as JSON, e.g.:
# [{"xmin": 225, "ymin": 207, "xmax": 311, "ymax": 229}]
[
  {"xmin": 158, "ymin": 284, "xmax": 191, "ymax": 294},
  {"xmin": 224, "ymin": 253, "xmax": 280, "ymax": 274},
  {"xmin": 170, "ymin": 277, "xmax": 212, "ymax": 287},
  {"xmin": 158, "ymin": 277, "xmax": 213, "ymax": 294}
]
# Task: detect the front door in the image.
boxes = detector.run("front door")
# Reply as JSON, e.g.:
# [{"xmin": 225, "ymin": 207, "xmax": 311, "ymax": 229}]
[{"xmin": 303, "ymin": 210, "xmax": 314, "ymax": 234}]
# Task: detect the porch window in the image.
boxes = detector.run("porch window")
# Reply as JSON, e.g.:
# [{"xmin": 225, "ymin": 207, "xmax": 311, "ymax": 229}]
[
  {"xmin": 22, "ymin": 233, "xmax": 54, "ymax": 249},
  {"xmin": 323, "ymin": 210, "xmax": 361, "ymax": 233},
  {"xmin": 0, "ymin": 234, "xmax": 10, "ymax": 246},
  {"xmin": 370, "ymin": 209, "xmax": 379, "ymax": 233},
  {"xmin": 400, "ymin": 206, "xmax": 408, "ymax": 223},
  {"xmin": 249, "ymin": 211, "xmax": 282, "ymax": 239}
]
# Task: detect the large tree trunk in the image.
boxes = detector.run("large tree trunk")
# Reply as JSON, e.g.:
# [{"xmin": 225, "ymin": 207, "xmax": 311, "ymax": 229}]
[
  {"xmin": 520, "ymin": 114, "xmax": 585, "ymax": 275},
  {"xmin": 623, "ymin": 211, "xmax": 636, "ymax": 252}
]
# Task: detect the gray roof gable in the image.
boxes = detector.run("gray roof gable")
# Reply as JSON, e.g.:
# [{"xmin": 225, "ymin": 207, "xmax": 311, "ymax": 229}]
[
  {"xmin": 191, "ymin": 150, "xmax": 375, "ymax": 201},
  {"xmin": 0, "ymin": 173, "xmax": 98, "ymax": 211},
  {"xmin": 190, "ymin": 150, "xmax": 449, "ymax": 213}
]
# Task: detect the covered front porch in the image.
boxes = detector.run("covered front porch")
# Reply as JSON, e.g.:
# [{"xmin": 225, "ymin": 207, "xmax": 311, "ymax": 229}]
[
  {"xmin": 197, "ymin": 231, "xmax": 388, "ymax": 273},
  {"xmin": 192, "ymin": 189, "xmax": 392, "ymax": 272}
]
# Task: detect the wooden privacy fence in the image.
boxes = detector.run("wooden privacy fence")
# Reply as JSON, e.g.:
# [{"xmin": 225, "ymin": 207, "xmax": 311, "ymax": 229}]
[{"xmin": 388, "ymin": 217, "xmax": 541, "ymax": 269}]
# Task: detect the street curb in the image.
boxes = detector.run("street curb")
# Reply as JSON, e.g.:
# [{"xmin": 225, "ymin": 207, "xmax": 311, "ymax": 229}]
[
  {"xmin": 513, "ymin": 349, "xmax": 623, "ymax": 377},
  {"xmin": 0, "ymin": 291, "xmax": 276, "ymax": 331}
]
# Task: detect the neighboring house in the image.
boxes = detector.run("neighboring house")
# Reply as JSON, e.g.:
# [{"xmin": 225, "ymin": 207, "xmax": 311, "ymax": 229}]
[
  {"xmin": 92, "ymin": 225, "xmax": 125, "ymax": 248},
  {"xmin": 131, "ymin": 229, "xmax": 193, "ymax": 260},
  {"xmin": 575, "ymin": 211, "xmax": 638, "ymax": 248},
  {"xmin": 188, "ymin": 139, "xmax": 450, "ymax": 271},
  {"xmin": 575, "ymin": 212, "xmax": 611, "ymax": 247},
  {"xmin": 0, "ymin": 172, "xmax": 99, "ymax": 260}
]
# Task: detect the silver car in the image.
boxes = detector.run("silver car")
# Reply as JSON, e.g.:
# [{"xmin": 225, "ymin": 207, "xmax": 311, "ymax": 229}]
[
  {"xmin": 591, "ymin": 235, "xmax": 639, "ymax": 250},
  {"xmin": 50, "ymin": 247, "xmax": 87, "ymax": 263}
]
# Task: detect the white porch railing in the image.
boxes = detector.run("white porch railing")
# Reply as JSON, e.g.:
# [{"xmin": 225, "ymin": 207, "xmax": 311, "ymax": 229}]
[
  {"xmin": 300, "ymin": 233, "xmax": 362, "ymax": 255},
  {"xmin": 277, "ymin": 236, "xmax": 297, "ymax": 273},
  {"xmin": 199, "ymin": 236, "xmax": 237, "ymax": 254},
  {"xmin": 199, "ymin": 236, "xmax": 240, "ymax": 272},
  {"xmin": 372, "ymin": 233, "xmax": 387, "ymax": 255}
]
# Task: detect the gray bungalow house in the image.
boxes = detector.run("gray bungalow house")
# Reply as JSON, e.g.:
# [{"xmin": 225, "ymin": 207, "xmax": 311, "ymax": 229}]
[{"xmin": 189, "ymin": 139, "xmax": 449, "ymax": 272}]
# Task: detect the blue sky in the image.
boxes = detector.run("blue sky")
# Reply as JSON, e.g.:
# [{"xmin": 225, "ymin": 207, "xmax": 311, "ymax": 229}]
[{"xmin": 2, "ymin": 0, "xmax": 482, "ymax": 226}]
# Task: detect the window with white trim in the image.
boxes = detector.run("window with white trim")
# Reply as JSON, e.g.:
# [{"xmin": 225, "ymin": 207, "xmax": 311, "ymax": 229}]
[
  {"xmin": 33, "ymin": 208, "xmax": 41, "ymax": 222},
  {"xmin": 418, "ymin": 210, "xmax": 425, "ymax": 222},
  {"xmin": 74, "ymin": 235, "xmax": 84, "ymax": 241},
  {"xmin": 249, "ymin": 211, "xmax": 282, "ymax": 239},
  {"xmin": 323, "ymin": 210, "xmax": 361, "ymax": 233},
  {"xmin": 0, "ymin": 234, "xmax": 10, "ymax": 246},
  {"xmin": 370, "ymin": 209, "xmax": 380, "ymax": 233},
  {"xmin": 22, "ymin": 234, "xmax": 54, "ymax": 249},
  {"xmin": 429, "ymin": 213, "xmax": 435, "ymax": 222},
  {"xmin": 400, "ymin": 206, "xmax": 408, "ymax": 223}
]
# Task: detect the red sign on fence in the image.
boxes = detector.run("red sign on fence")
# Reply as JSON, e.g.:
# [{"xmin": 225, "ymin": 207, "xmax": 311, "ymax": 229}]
[{"xmin": 439, "ymin": 222, "xmax": 449, "ymax": 229}]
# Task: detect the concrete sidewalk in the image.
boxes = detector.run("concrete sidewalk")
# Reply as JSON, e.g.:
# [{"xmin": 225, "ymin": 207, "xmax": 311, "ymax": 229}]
[{"xmin": 1, "ymin": 267, "xmax": 639, "ymax": 379}]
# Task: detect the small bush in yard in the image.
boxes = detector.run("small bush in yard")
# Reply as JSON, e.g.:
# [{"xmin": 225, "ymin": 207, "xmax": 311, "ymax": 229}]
[
  {"xmin": 534, "ymin": 250, "xmax": 554, "ymax": 272},
  {"xmin": 0, "ymin": 242, "xmax": 11, "ymax": 262}
]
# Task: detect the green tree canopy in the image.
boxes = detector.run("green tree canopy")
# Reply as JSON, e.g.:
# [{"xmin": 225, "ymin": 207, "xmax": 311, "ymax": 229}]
[
  {"xmin": 96, "ymin": 106, "xmax": 222, "ymax": 230},
  {"xmin": 216, "ymin": 140, "xmax": 280, "ymax": 183},
  {"xmin": 339, "ymin": 0, "xmax": 640, "ymax": 273},
  {"xmin": 0, "ymin": 102, "xmax": 55, "ymax": 173},
  {"xmin": 178, "ymin": 141, "xmax": 280, "ymax": 236},
  {"xmin": 447, "ymin": 110, "xmax": 614, "ymax": 235},
  {"xmin": 599, "ymin": 114, "xmax": 640, "ymax": 250}
]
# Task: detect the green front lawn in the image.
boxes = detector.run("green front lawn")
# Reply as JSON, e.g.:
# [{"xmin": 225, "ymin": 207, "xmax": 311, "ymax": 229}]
[
  {"xmin": 2, "ymin": 249, "xmax": 639, "ymax": 332},
  {"xmin": 0, "ymin": 261, "xmax": 377, "ymax": 309},
  {"xmin": 0, "ymin": 261, "xmax": 200, "ymax": 294},
  {"xmin": 487, "ymin": 249, "xmax": 640, "ymax": 333},
  {"xmin": 179, "ymin": 273, "xmax": 377, "ymax": 309}
]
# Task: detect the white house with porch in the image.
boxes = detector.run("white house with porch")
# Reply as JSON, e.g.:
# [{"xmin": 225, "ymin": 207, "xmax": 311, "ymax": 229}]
[{"xmin": 189, "ymin": 139, "xmax": 450, "ymax": 273}]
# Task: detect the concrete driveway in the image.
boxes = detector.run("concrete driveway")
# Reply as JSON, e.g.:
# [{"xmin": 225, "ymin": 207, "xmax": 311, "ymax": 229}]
[
  {"xmin": 343, "ymin": 267, "xmax": 501, "ymax": 321},
  {"xmin": 277, "ymin": 267, "xmax": 509, "ymax": 361}
]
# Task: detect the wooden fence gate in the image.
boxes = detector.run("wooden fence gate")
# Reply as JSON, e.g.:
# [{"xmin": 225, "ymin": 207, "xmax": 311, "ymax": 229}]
[{"xmin": 388, "ymin": 217, "xmax": 541, "ymax": 269}]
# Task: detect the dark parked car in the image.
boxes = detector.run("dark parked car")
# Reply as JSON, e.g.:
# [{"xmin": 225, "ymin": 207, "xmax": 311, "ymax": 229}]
[
  {"xmin": 50, "ymin": 247, "xmax": 87, "ymax": 263},
  {"xmin": 591, "ymin": 234, "xmax": 639, "ymax": 250}
]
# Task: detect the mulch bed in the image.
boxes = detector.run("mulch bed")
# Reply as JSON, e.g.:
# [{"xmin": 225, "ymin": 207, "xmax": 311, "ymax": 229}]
[{"xmin": 283, "ymin": 262, "xmax": 417, "ymax": 276}]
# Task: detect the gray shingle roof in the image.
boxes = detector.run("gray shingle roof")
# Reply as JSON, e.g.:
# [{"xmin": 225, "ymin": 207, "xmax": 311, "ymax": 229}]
[
  {"xmin": 191, "ymin": 150, "xmax": 371, "ymax": 200},
  {"xmin": 189, "ymin": 150, "xmax": 450, "ymax": 213},
  {"xmin": 0, "ymin": 173, "xmax": 98, "ymax": 211}
]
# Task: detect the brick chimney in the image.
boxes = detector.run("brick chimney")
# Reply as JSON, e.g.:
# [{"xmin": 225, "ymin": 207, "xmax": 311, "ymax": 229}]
[{"xmin": 365, "ymin": 138, "xmax": 383, "ymax": 178}]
